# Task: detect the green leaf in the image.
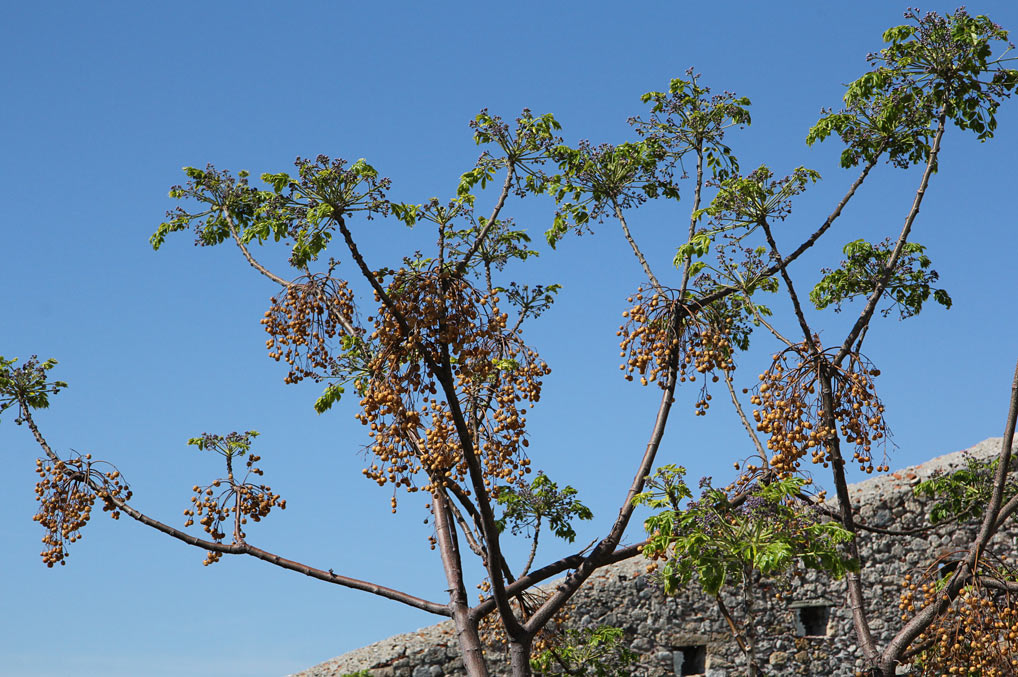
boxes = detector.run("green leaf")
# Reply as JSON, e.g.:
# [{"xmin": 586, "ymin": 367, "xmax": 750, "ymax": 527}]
[{"xmin": 314, "ymin": 384, "xmax": 346, "ymax": 414}]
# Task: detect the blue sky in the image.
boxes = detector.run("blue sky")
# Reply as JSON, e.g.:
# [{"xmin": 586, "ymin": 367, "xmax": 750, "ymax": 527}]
[{"xmin": 3, "ymin": 2, "xmax": 1017, "ymax": 675}]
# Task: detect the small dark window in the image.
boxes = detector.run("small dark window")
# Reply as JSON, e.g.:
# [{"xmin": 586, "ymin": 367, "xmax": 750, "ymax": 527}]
[
  {"xmin": 674, "ymin": 645, "xmax": 706, "ymax": 676},
  {"xmin": 797, "ymin": 605, "xmax": 830, "ymax": 637}
]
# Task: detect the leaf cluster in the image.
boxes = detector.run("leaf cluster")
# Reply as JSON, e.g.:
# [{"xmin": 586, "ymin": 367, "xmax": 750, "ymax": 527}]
[
  {"xmin": 913, "ymin": 453, "xmax": 1018, "ymax": 525},
  {"xmin": 810, "ymin": 239, "xmax": 951, "ymax": 319},
  {"xmin": 808, "ymin": 8, "xmax": 1018, "ymax": 168},
  {"xmin": 632, "ymin": 70, "xmax": 751, "ymax": 181},
  {"xmin": 0, "ymin": 355, "xmax": 68, "ymax": 423},
  {"xmin": 636, "ymin": 468, "xmax": 856, "ymax": 596},
  {"xmin": 530, "ymin": 625, "xmax": 638, "ymax": 677},
  {"xmin": 187, "ymin": 430, "xmax": 260, "ymax": 457},
  {"xmin": 695, "ymin": 165, "xmax": 821, "ymax": 231},
  {"xmin": 153, "ymin": 158, "xmax": 391, "ymax": 268},
  {"xmin": 495, "ymin": 472, "xmax": 593, "ymax": 542},
  {"xmin": 542, "ymin": 140, "xmax": 677, "ymax": 248}
]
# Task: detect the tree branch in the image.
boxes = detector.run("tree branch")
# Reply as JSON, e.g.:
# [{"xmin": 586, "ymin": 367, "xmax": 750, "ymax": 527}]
[
  {"xmin": 455, "ymin": 163, "xmax": 516, "ymax": 277},
  {"xmin": 695, "ymin": 152, "xmax": 882, "ymax": 312},
  {"xmin": 18, "ymin": 402, "xmax": 450, "ymax": 617},
  {"xmin": 879, "ymin": 358, "xmax": 1018, "ymax": 672},
  {"xmin": 524, "ymin": 338, "xmax": 681, "ymax": 633},
  {"xmin": 222, "ymin": 207, "xmax": 358, "ymax": 337},
  {"xmin": 470, "ymin": 541, "xmax": 646, "ymax": 622},
  {"xmin": 834, "ymin": 113, "xmax": 947, "ymax": 368},
  {"xmin": 817, "ymin": 367, "xmax": 879, "ymax": 663},
  {"xmin": 675, "ymin": 143, "xmax": 705, "ymax": 299},
  {"xmin": 433, "ymin": 489, "xmax": 490, "ymax": 675},
  {"xmin": 759, "ymin": 217, "xmax": 819, "ymax": 356},
  {"xmin": 614, "ymin": 201, "xmax": 661, "ymax": 291},
  {"xmin": 334, "ymin": 210, "xmax": 524, "ymax": 640}
]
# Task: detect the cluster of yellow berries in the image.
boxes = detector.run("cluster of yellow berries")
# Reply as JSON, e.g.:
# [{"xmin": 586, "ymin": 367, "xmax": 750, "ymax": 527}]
[
  {"xmin": 900, "ymin": 569, "xmax": 1018, "ymax": 676},
  {"xmin": 33, "ymin": 454, "xmax": 132, "ymax": 567},
  {"xmin": 183, "ymin": 452, "xmax": 285, "ymax": 565},
  {"xmin": 618, "ymin": 287, "xmax": 735, "ymax": 413},
  {"xmin": 355, "ymin": 268, "xmax": 548, "ymax": 507},
  {"xmin": 750, "ymin": 344, "xmax": 888, "ymax": 476},
  {"xmin": 261, "ymin": 273, "xmax": 358, "ymax": 384}
]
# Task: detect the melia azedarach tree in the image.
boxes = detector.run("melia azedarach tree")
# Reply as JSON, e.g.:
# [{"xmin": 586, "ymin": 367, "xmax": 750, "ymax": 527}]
[{"xmin": 3, "ymin": 9, "xmax": 1017, "ymax": 676}]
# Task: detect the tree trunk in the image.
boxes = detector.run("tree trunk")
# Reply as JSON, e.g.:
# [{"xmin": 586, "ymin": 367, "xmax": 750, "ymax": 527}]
[
  {"xmin": 433, "ymin": 490, "xmax": 491, "ymax": 677},
  {"xmin": 509, "ymin": 635, "xmax": 533, "ymax": 677},
  {"xmin": 745, "ymin": 570, "xmax": 758, "ymax": 677},
  {"xmin": 454, "ymin": 616, "xmax": 490, "ymax": 677}
]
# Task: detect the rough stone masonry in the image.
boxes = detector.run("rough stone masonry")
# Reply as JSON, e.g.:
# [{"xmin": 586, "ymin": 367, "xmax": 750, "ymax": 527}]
[{"xmin": 292, "ymin": 437, "xmax": 1018, "ymax": 677}]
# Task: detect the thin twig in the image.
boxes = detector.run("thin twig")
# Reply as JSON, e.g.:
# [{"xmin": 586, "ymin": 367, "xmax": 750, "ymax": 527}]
[
  {"xmin": 222, "ymin": 207, "xmax": 359, "ymax": 337},
  {"xmin": 615, "ymin": 202, "xmax": 662, "ymax": 291},
  {"xmin": 520, "ymin": 517, "xmax": 540, "ymax": 578},
  {"xmin": 760, "ymin": 217, "xmax": 818, "ymax": 356},
  {"xmin": 724, "ymin": 370, "xmax": 767, "ymax": 463},
  {"xmin": 455, "ymin": 164, "xmax": 516, "ymax": 277},
  {"xmin": 749, "ymin": 304, "xmax": 795, "ymax": 348},
  {"xmin": 447, "ymin": 493, "xmax": 485, "ymax": 558}
]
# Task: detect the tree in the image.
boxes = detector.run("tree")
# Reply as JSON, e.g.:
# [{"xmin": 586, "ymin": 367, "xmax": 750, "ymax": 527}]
[{"xmin": 3, "ymin": 8, "xmax": 1017, "ymax": 676}]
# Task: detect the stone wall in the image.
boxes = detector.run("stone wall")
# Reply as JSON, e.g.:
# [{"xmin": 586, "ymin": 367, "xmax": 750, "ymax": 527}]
[{"xmin": 293, "ymin": 438, "xmax": 1018, "ymax": 677}]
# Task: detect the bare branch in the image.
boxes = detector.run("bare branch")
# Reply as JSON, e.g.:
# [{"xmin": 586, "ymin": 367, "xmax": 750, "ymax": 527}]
[
  {"xmin": 748, "ymin": 304, "xmax": 795, "ymax": 348},
  {"xmin": 804, "ymin": 496, "xmax": 948, "ymax": 536},
  {"xmin": 614, "ymin": 202, "xmax": 661, "ymax": 291},
  {"xmin": 447, "ymin": 493, "xmax": 485, "ymax": 558},
  {"xmin": 817, "ymin": 368, "xmax": 879, "ymax": 663},
  {"xmin": 433, "ymin": 490, "xmax": 490, "ymax": 674},
  {"xmin": 470, "ymin": 541, "xmax": 646, "ymax": 622},
  {"xmin": 524, "ymin": 336, "xmax": 681, "ymax": 633},
  {"xmin": 759, "ymin": 217, "xmax": 819, "ymax": 356},
  {"xmin": 724, "ymin": 370, "xmax": 767, "ymax": 463},
  {"xmin": 977, "ymin": 576, "xmax": 1018, "ymax": 593},
  {"xmin": 715, "ymin": 594, "xmax": 751, "ymax": 654}
]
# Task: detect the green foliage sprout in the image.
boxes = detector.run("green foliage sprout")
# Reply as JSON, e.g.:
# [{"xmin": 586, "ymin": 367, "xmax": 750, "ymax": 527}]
[
  {"xmin": 810, "ymin": 239, "xmax": 952, "ymax": 319},
  {"xmin": 495, "ymin": 472, "xmax": 593, "ymax": 543},
  {"xmin": 914, "ymin": 454, "xmax": 1018, "ymax": 525},
  {"xmin": 635, "ymin": 468, "xmax": 857, "ymax": 596},
  {"xmin": 530, "ymin": 626, "xmax": 638, "ymax": 676},
  {"xmin": 0, "ymin": 356, "xmax": 68, "ymax": 423}
]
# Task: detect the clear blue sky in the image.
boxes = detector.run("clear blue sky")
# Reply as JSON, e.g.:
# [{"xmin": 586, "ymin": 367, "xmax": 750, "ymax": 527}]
[{"xmin": 3, "ymin": 2, "xmax": 1017, "ymax": 675}]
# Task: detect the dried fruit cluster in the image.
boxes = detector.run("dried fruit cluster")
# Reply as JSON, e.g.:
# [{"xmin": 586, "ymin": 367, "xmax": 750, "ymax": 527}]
[
  {"xmin": 617, "ymin": 287, "xmax": 735, "ymax": 409},
  {"xmin": 356, "ymin": 268, "xmax": 548, "ymax": 504},
  {"xmin": 33, "ymin": 454, "xmax": 132, "ymax": 567},
  {"xmin": 900, "ymin": 569, "xmax": 1018, "ymax": 676},
  {"xmin": 262, "ymin": 273, "xmax": 358, "ymax": 384},
  {"xmin": 478, "ymin": 587, "xmax": 571, "ymax": 657},
  {"xmin": 183, "ymin": 452, "xmax": 285, "ymax": 565},
  {"xmin": 751, "ymin": 345, "xmax": 888, "ymax": 476}
]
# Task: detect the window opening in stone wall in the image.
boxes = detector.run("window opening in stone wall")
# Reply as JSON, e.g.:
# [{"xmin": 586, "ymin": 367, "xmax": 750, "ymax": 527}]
[
  {"xmin": 796, "ymin": 605, "xmax": 831, "ymax": 637},
  {"xmin": 674, "ymin": 645, "xmax": 706, "ymax": 676}
]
